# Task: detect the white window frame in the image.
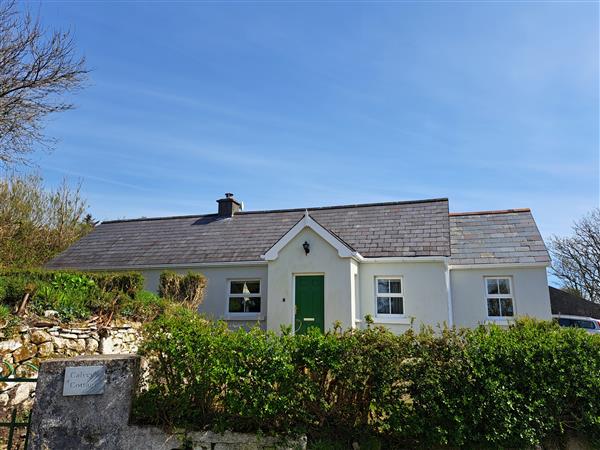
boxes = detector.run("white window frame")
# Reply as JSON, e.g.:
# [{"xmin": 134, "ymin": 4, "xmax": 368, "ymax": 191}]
[
  {"xmin": 374, "ymin": 277, "xmax": 404, "ymax": 318},
  {"xmin": 484, "ymin": 276, "xmax": 515, "ymax": 319},
  {"xmin": 225, "ymin": 279, "xmax": 262, "ymax": 319}
]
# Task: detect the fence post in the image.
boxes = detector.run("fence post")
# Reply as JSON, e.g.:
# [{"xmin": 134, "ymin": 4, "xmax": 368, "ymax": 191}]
[{"xmin": 6, "ymin": 409, "xmax": 16, "ymax": 449}]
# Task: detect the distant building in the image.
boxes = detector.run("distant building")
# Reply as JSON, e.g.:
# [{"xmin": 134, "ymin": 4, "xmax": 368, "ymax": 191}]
[{"xmin": 550, "ymin": 286, "xmax": 600, "ymax": 318}]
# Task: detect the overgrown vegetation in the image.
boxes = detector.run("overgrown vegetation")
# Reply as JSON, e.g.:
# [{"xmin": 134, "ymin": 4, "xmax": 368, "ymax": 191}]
[
  {"xmin": 134, "ymin": 314, "xmax": 600, "ymax": 448},
  {"xmin": 0, "ymin": 173, "xmax": 94, "ymax": 268},
  {"xmin": 158, "ymin": 271, "xmax": 206, "ymax": 309},
  {"xmin": 0, "ymin": 269, "xmax": 205, "ymax": 326}
]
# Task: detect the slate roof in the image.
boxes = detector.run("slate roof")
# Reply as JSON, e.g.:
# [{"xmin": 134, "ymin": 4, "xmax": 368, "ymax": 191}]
[
  {"xmin": 549, "ymin": 287, "xmax": 600, "ymax": 318},
  {"xmin": 46, "ymin": 198, "xmax": 451, "ymax": 270},
  {"xmin": 449, "ymin": 209, "xmax": 550, "ymax": 265}
]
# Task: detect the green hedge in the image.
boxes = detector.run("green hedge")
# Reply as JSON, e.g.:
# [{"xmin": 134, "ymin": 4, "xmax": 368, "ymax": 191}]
[
  {"xmin": 0, "ymin": 269, "xmax": 161, "ymax": 322},
  {"xmin": 0, "ymin": 269, "xmax": 144, "ymax": 296},
  {"xmin": 134, "ymin": 312, "xmax": 600, "ymax": 448},
  {"xmin": 158, "ymin": 271, "xmax": 206, "ymax": 309}
]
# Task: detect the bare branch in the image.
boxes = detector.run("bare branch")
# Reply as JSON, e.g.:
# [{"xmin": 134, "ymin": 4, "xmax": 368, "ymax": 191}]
[
  {"xmin": 549, "ymin": 209, "xmax": 600, "ymax": 304},
  {"xmin": 0, "ymin": 0, "xmax": 88, "ymax": 166}
]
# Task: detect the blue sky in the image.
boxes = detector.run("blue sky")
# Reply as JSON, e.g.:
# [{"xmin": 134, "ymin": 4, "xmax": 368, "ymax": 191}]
[{"xmin": 19, "ymin": 1, "xmax": 600, "ymax": 240}]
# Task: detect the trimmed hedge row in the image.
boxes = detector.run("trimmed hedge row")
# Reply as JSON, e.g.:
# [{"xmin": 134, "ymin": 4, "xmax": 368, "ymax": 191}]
[{"xmin": 134, "ymin": 311, "xmax": 600, "ymax": 448}]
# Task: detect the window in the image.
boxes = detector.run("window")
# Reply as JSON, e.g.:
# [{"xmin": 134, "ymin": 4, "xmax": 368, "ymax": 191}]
[
  {"xmin": 575, "ymin": 319, "xmax": 595, "ymax": 329},
  {"xmin": 557, "ymin": 317, "xmax": 595, "ymax": 329},
  {"xmin": 558, "ymin": 318, "xmax": 573, "ymax": 327},
  {"xmin": 228, "ymin": 280, "xmax": 261, "ymax": 314},
  {"xmin": 485, "ymin": 277, "xmax": 514, "ymax": 317},
  {"xmin": 375, "ymin": 278, "xmax": 403, "ymax": 316}
]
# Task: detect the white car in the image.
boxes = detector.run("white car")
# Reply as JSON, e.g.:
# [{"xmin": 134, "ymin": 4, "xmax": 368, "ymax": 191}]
[{"xmin": 553, "ymin": 315, "xmax": 600, "ymax": 334}]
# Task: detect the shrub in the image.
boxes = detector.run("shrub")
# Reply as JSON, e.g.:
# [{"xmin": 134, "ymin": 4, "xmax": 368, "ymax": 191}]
[
  {"xmin": 135, "ymin": 317, "xmax": 600, "ymax": 447},
  {"xmin": 133, "ymin": 306, "xmax": 229, "ymax": 429},
  {"xmin": 0, "ymin": 274, "xmax": 29, "ymax": 306},
  {"xmin": 0, "ymin": 269, "xmax": 143, "ymax": 296},
  {"xmin": 0, "ymin": 269, "xmax": 151, "ymax": 323},
  {"xmin": 0, "ymin": 303, "xmax": 20, "ymax": 337},
  {"xmin": 217, "ymin": 326, "xmax": 299, "ymax": 432},
  {"xmin": 285, "ymin": 326, "xmax": 407, "ymax": 438},
  {"xmin": 32, "ymin": 280, "xmax": 94, "ymax": 321},
  {"xmin": 120, "ymin": 290, "xmax": 166, "ymax": 321},
  {"xmin": 91, "ymin": 271, "xmax": 144, "ymax": 297},
  {"xmin": 158, "ymin": 271, "xmax": 206, "ymax": 309},
  {"xmin": 463, "ymin": 319, "xmax": 600, "ymax": 447},
  {"xmin": 0, "ymin": 269, "xmax": 56, "ymax": 286},
  {"xmin": 0, "ymin": 304, "xmax": 11, "ymax": 323}
]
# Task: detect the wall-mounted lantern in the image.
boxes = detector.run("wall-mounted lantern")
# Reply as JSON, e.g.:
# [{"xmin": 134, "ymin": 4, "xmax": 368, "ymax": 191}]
[{"xmin": 302, "ymin": 241, "xmax": 310, "ymax": 255}]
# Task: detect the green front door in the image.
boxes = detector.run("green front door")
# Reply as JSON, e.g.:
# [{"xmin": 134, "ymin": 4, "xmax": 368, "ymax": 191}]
[{"xmin": 295, "ymin": 275, "xmax": 325, "ymax": 334}]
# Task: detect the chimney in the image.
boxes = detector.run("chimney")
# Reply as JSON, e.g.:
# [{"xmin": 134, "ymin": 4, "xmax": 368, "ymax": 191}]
[{"xmin": 217, "ymin": 193, "xmax": 242, "ymax": 217}]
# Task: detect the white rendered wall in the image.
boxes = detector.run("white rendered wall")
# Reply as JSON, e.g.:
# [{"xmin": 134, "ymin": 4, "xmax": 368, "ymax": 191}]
[
  {"xmin": 450, "ymin": 266, "xmax": 551, "ymax": 328},
  {"xmin": 266, "ymin": 227, "xmax": 353, "ymax": 333},
  {"xmin": 357, "ymin": 261, "xmax": 449, "ymax": 333},
  {"xmin": 142, "ymin": 264, "xmax": 268, "ymax": 329}
]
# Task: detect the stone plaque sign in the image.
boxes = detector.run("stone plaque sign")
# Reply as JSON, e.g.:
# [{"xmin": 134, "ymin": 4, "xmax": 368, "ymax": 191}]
[{"xmin": 63, "ymin": 365, "xmax": 105, "ymax": 396}]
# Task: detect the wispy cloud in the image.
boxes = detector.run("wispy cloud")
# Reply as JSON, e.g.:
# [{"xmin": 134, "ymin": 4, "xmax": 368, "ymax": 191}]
[
  {"xmin": 42, "ymin": 165, "xmax": 153, "ymax": 192},
  {"xmin": 32, "ymin": 1, "xmax": 598, "ymax": 240}
]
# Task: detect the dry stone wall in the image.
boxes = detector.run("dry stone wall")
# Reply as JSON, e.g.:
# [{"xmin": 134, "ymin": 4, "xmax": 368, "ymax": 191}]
[{"xmin": 0, "ymin": 321, "xmax": 142, "ymax": 411}]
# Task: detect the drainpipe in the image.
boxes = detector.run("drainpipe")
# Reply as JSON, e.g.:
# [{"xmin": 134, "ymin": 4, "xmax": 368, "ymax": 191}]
[{"xmin": 445, "ymin": 261, "xmax": 454, "ymax": 327}]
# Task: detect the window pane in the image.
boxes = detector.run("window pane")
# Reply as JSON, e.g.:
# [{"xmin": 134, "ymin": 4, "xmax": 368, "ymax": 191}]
[
  {"xmin": 576, "ymin": 320, "xmax": 594, "ymax": 329},
  {"xmin": 389, "ymin": 280, "xmax": 402, "ymax": 294},
  {"xmin": 487, "ymin": 298, "xmax": 500, "ymax": 316},
  {"xmin": 498, "ymin": 279, "xmax": 510, "ymax": 295},
  {"xmin": 377, "ymin": 280, "xmax": 389, "ymax": 294},
  {"xmin": 487, "ymin": 279, "xmax": 499, "ymax": 295},
  {"xmin": 244, "ymin": 297, "xmax": 261, "ymax": 313},
  {"xmin": 230, "ymin": 281, "xmax": 245, "ymax": 294},
  {"xmin": 500, "ymin": 298, "xmax": 514, "ymax": 316},
  {"xmin": 391, "ymin": 297, "xmax": 403, "ymax": 314},
  {"xmin": 230, "ymin": 281, "xmax": 260, "ymax": 294},
  {"xmin": 377, "ymin": 297, "xmax": 390, "ymax": 314},
  {"xmin": 244, "ymin": 281, "xmax": 260, "ymax": 294},
  {"xmin": 558, "ymin": 318, "xmax": 572, "ymax": 327},
  {"xmin": 228, "ymin": 297, "xmax": 244, "ymax": 313}
]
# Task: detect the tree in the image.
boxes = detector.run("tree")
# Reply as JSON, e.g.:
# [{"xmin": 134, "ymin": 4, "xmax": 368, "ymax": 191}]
[
  {"xmin": 549, "ymin": 209, "xmax": 600, "ymax": 304},
  {"xmin": 0, "ymin": 172, "xmax": 94, "ymax": 268},
  {"xmin": 0, "ymin": 0, "xmax": 88, "ymax": 165}
]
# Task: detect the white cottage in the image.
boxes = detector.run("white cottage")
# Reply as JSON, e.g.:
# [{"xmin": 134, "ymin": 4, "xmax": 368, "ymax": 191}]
[{"xmin": 47, "ymin": 194, "xmax": 552, "ymax": 333}]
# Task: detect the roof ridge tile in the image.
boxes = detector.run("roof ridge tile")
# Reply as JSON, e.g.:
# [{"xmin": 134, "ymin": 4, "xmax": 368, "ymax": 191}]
[{"xmin": 449, "ymin": 208, "xmax": 531, "ymax": 217}]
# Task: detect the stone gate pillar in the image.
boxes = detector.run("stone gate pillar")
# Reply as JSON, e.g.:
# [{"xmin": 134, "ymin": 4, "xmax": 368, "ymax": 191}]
[{"xmin": 28, "ymin": 354, "xmax": 140, "ymax": 449}]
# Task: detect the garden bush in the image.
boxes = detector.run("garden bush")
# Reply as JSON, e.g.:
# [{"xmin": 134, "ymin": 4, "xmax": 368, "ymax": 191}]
[
  {"xmin": 133, "ymin": 306, "xmax": 229, "ymax": 429},
  {"xmin": 135, "ymin": 314, "xmax": 600, "ymax": 448},
  {"xmin": 158, "ymin": 271, "xmax": 206, "ymax": 308},
  {"xmin": 0, "ymin": 269, "xmax": 161, "ymax": 323},
  {"xmin": 462, "ymin": 319, "xmax": 600, "ymax": 448},
  {"xmin": 31, "ymin": 272, "xmax": 98, "ymax": 320},
  {"xmin": 0, "ymin": 269, "xmax": 143, "ymax": 296},
  {"xmin": 120, "ymin": 290, "xmax": 166, "ymax": 322}
]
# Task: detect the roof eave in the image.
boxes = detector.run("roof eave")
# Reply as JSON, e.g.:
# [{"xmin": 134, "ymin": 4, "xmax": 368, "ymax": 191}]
[{"xmin": 448, "ymin": 262, "xmax": 550, "ymax": 270}]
